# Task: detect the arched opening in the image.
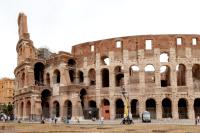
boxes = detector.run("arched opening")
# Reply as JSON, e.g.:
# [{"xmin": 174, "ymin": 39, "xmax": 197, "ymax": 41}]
[
  {"xmin": 87, "ymin": 100, "xmax": 98, "ymax": 119},
  {"xmin": 80, "ymin": 89, "xmax": 87, "ymax": 109},
  {"xmin": 26, "ymin": 101, "xmax": 31, "ymax": 119},
  {"xmin": 101, "ymin": 99, "xmax": 110, "ymax": 120},
  {"xmin": 101, "ymin": 56, "xmax": 109, "ymax": 65},
  {"xmin": 41, "ymin": 89, "xmax": 51, "ymax": 118},
  {"xmin": 101, "ymin": 68, "xmax": 109, "ymax": 87},
  {"xmin": 21, "ymin": 72, "xmax": 25, "ymax": 87},
  {"xmin": 69, "ymin": 70, "xmax": 75, "ymax": 83},
  {"xmin": 80, "ymin": 89, "xmax": 87, "ymax": 118},
  {"xmin": 131, "ymin": 99, "xmax": 139, "ymax": 118},
  {"xmin": 146, "ymin": 99, "xmax": 156, "ymax": 119},
  {"xmin": 89, "ymin": 100, "xmax": 97, "ymax": 108},
  {"xmin": 194, "ymin": 98, "xmax": 200, "ymax": 118},
  {"xmin": 160, "ymin": 53, "xmax": 169, "ymax": 62},
  {"xmin": 78, "ymin": 71, "xmax": 84, "ymax": 83},
  {"xmin": 68, "ymin": 59, "xmax": 76, "ymax": 67},
  {"xmin": 192, "ymin": 64, "xmax": 200, "ymax": 91},
  {"xmin": 162, "ymin": 98, "xmax": 172, "ymax": 118},
  {"xmin": 160, "ymin": 66, "xmax": 170, "ymax": 87},
  {"xmin": 46, "ymin": 73, "xmax": 50, "ymax": 86},
  {"xmin": 178, "ymin": 98, "xmax": 188, "ymax": 119},
  {"xmin": 115, "ymin": 66, "xmax": 124, "ymax": 86},
  {"xmin": 88, "ymin": 69, "xmax": 96, "ymax": 85},
  {"xmin": 145, "ymin": 65, "xmax": 155, "ymax": 83},
  {"xmin": 64, "ymin": 100, "xmax": 72, "ymax": 119},
  {"xmin": 53, "ymin": 69, "xmax": 60, "ymax": 84},
  {"xmin": 129, "ymin": 65, "xmax": 139, "ymax": 84},
  {"xmin": 176, "ymin": 64, "xmax": 186, "ymax": 86},
  {"xmin": 53, "ymin": 101, "xmax": 60, "ymax": 117},
  {"xmin": 34, "ymin": 62, "xmax": 44, "ymax": 85},
  {"xmin": 20, "ymin": 102, "xmax": 24, "ymax": 118},
  {"xmin": 115, "ymin": 99, "xmax": 124, "ymax": 119}
]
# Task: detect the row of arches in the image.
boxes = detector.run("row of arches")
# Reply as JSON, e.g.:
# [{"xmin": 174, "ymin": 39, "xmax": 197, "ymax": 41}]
[
  {"xmin": 33, "ymin": 62, "xmax": 84, "ymax": 86},
  {"xmin": 20, "ymin": 61, "xmax": 200, "ymax": 88},
  {"xmin": 17, "ymin": 97, "xmax": 200, "ymax": 120}
]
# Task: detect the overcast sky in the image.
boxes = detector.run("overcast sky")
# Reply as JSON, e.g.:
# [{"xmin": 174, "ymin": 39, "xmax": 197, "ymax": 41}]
[{"xmin": 0, "ymin": 0, "xmax": 200, "ymax": 78}]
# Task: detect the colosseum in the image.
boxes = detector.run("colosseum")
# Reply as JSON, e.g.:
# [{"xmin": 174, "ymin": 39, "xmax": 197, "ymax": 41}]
[{"xmin": 14, "ymin": 13, "xmax": 200, "ymax": 121}]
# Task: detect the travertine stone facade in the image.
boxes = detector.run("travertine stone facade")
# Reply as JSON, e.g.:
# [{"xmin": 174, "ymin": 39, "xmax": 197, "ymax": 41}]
[
  {"xmin": 14, "ymin": 13, "xmax": 200, "ymax": 121},
  {"xmin": 0, "ymin": 78, "xmax": 14, "ymax": 104}
]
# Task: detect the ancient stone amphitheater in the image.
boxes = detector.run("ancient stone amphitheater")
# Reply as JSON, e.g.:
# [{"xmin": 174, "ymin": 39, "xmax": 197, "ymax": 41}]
[{"xmin": 14, "ymin": 13, "xmax": 200, "ymax": 121}]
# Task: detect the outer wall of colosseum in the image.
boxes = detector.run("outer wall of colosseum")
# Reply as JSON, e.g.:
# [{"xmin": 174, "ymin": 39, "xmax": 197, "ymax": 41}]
[{"xmin": 14, "ymin": 13, "xmax": 200, "ymax": 121}]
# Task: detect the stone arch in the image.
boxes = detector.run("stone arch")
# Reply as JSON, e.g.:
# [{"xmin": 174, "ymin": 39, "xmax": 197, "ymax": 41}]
[
  {"xmin": 162, "ymin": 98, "xmax": 172, "ymax": 118},
  {"xmin": 68, "ymin": 59, "xmax": 76, "ymax": 67},
  {"xmin": 101, "ymin": 99, "xmax": 110, "ymax": 120},
  {"xmin": 101, "ymin": 55, "xmax": 109, "ymax": 65},
  {"xmin": 114, "ymin": 66, "xmax": 124, "ymax": 86},
  {"xmin": 160, "ymin": 65, "xmax": 171, "ymax": 87},
  {"xmin": 89, "ymin": 100, "xmax": 97, "ymax": 108},
  {"xmin": 34, "ymin": 62, "xmax": 44, "ymax": 85},
  {"xmin": 41, "ymin": 89, "xmax": 51, "ymax": 118},
  {"xmin": 20, "ymin": 102, "xmax": 24, "ymax": 118},
  {"xmin": 80, "ymin": 89, "xmax": 87, "ymax": 109},
  {"xmin": 63, "ymin": 100, "xmax": 72, "ymax": 119},
  {"xmin": 129, "ymin": 65, "xmax": 139, "ymax": 84},
  {"xmin": 69, "ymin": 70, "xmax": 75, "ymax": 83},
  {"xmin": 160, "ymin": 52, "xmax": 169, "ymax": 62},
  {"xmin": 194, "ymin": 98, "xmax": 200, "ymax": 118},
  {"xmin": 115, "ymin": 98, "xmax": 124, "ymax": 119},
  {"xmin": 21, "ymin": 72, "xmax": 25, "ymax": 87},
  {"xmin": 46, "ymin": 73, "xmax": 50, "ymax": 86},
  {"xmin": 53, "ymin": 69, "xmax": 60, "ymax": 84},
  {"xmin": 53, "ymin": 101, "xmax": 60, "ymax": 117},
  {"xmin": 26, "ymin": 101, "xmax": 31, "ymax": 119},
  {"xmin": 101, "ymin": 68, "xmax": 109, "ymax": 87},
  {"xmin": 146, "ymin": 98, "xmax": 156, "ymax": 119},
  {"xmin": 87, "ymin": 100, "xmax": 98, "ymax": 119},
  {"xmin": 145, "ymin": 64, "xmax": 155, "ymax": 83},
  {"xmin": 78, "ymin": 70, "xmax": 84, "ymax": 83},
  {"xmin": 176, "ymin": 64, "xmax": 186, "ymax": 86},
  {"xmin": 192, "ymin": 64, "xmax": 200, "ymax": 91},
  {"xmin": 88, "ymin": 68, "xmax": 96, "ymax": 85},
  {"xmin": 130, "ymin": 99, "xmax": 139, "ymax": 118},
  {"xmin": 178, "ymin": 98, "xmax": 188, "ymax": 119}
]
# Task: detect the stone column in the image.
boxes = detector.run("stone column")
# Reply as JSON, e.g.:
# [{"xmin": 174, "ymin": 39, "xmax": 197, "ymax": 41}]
[
  {"xmin": 31, "ymin": 96, "xmax": 35, "ymax": 120},
  {"xmin": 156, "ymin": 100, "xmax": 162, "ymax": 119},
  {"xmin": 172, "ymin": 98, "xmax": 178, "ymax": 119},
  {"xmin": 188, "ymin": 99, "xmax": 195, "ymax": 119},
  {"xmin": 186, "ymin": 65, "xmax": 194, "ymax": 95},
  {"xmin": 72, "ymin": 92, "xmax": 84, "ymax": 119},
  {"xmin": 60, "ymin": 63, "xmax": 67, "ymax": 86},
  {"xmin": 21, "ymin": 99, "xmax": 26, "ymax": 120},
  {"xmin": 139, "ymin": 98, "xmax": 145, "ymax": 118},
  {"xmin": 139, "ymin": 66, "xmax": 145, "ymax": 94},
  {"xmin": 109, "ymin": 98, "xmax": 115, "ymax": 120}
]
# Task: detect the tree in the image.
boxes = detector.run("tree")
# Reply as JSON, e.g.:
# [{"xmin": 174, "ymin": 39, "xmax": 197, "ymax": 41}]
[{"xmin": 1, "ymin": 104, "xmax": 14, "ymax": 116}]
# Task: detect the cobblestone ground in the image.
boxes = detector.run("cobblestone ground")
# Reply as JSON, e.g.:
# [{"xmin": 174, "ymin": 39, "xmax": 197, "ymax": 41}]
[{"xmin": 0, "ymin": 120, "xmax": 200, "ymax": 133}]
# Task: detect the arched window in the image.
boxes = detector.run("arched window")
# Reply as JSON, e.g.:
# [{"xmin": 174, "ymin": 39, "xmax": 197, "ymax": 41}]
[
  {"xmin": 160, "ymin": 53, "xmax": 169, "ymax": 62},
  {"xmin": 53, "ymin": 69, "xmax": 60, "ymax": 84},
  {"xmin": 101, "ymin": 68, "xmax": 109, "ymax": 87},
  {"xmin": 160, "ymin": 66, "xmax": 170, "ymax": 87},
  {"xmin": 176, "ymin": 64, "xmax": 186, "ymax": 86},
  {"xmin": 34, "ymin": 62, "xmax": 44, "ymax": 85},
  {"xmin": 88, "ymin": 69, "xmax": 96, "ymax": 85},
  {"xmin": 129, "ymin": 65, "xmax": 139, "ymax": 84},
  {"xmin": 145, "ymin": 65, "xmax": 155, "ymax": 83},
  {"xmin": 78, "ymin": 71, "xmax": 84, "ymax": 83},
  {"xmin": 114, "ymin": 66, "xmax": 124, "ymax": 86}
]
